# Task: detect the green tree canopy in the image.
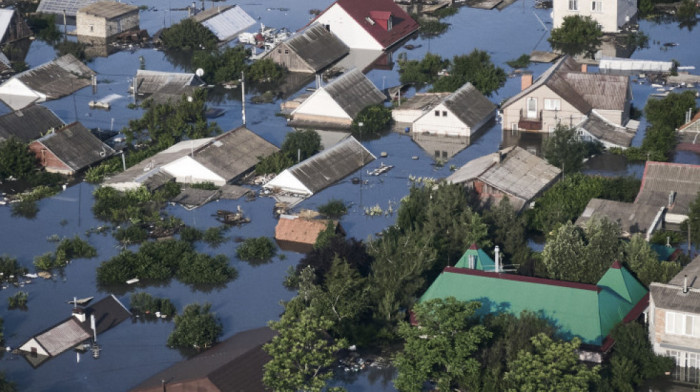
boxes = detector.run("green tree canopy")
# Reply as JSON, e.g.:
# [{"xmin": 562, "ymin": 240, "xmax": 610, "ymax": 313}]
[
  {"xmin": 167, "ymin": 303, "xmax": 223, "ymax": 351},
  {"xmin": 394, "ymin": 297, "xmax": 492, "ymax": 392},
  {"xmin": 398, "ymin": 52, "xmax": 448, "ymax": 86},
  {"xmin": 0, "ymin": 138, "xmax": 36, "ymax": 180},
  {"xmin": 548, "ymin": 15, "xmax": 603, "ymax": 58},
  {"xmin": 622, "ymin": 234, "xmax": 681, "ymax": 286},
  {"xmin": 542, "ymin": 124, "xmax": 601, "ymax": 175},
  {"xmin": 351, "ymin": 105, "xmax": 392, "ymax": 138},
  {"xmin": 504, "ymin": 333, "xmax": 600, "ymax": 391},
  {"xmin": 160, "ymin": 18, "xmax": 218, "ymax": 50},
  {"xmin": 432, "ymin": 50, "xmax": 507, "ymax": 96},
  {"xmin": 281, "ymin": 129, "xmax": 321, "ymax": 163},
  {"xmin": 682, "ymin": 190, "xmax": 700, "ymax": 247}
]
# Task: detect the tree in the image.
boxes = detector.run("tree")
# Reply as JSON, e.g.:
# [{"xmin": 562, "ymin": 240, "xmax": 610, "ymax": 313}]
[
  {"xmin": 263, "ymin": 302, "xmax": 346, "ymax": 392},
  {"xmin": 0, "ymin": 138, "xmax": 36, "ymax": 180},
  {"xmin": 167, "ymin": 303, "xmax": 222, "ymax": 351},
  {"xmin": 160, "ymin": 18, "xmax": 217, "ymax": 50},
  {"xmin": 398, "ymin": 53, "xmax": 448, "ymax": 86},
  {"xmin": 248, "ymin": 58, "xmax": 286, "ymax": 83},
  {"xmin": 0, "ymin": 372, "xmax": 17, "ymax": 392},
  {"xmin": 317, "ymin": 199, "xmax": 347, "ymax": 219},
  {"xmin": 432, "ymin": 50, "xmax": 507, "ymax": 96},
  {"xmin": 622, "ymin": 234, "xmax": 680, "ymax": 286},
  {"xmin": 236, "ymin": 237, "xmax": 276, "ymax": 263},
  {"xmin": 351, "ymin": 105, "xmax": 392, "ymax": 138},
  {"xmin": 394, "ymin": 297, "xmax": 492, "ymax": 392},
  {"xmin": 483, "ymin": 198, "xmax": 532, "ymax": 273},
  {"xmin": 682, "ymin": 191, "xmax": 700, "ymax": 249},
  {"xmin": 504, "ymin": 333, "xmax": 600, "ymax": 391},
  {"xmin": 297, "ymin": 236, "xmax": 373, "ymax": 282},
  {"xmin": 548, "ymin": 15, "xmax": 603, "ymax": 58},
  {"xmin": 542, "ymin": 124, "xmax": 599, "ymax": 175},
  {"xmin": 281, "ymin": 129, "xmax": 321, "ymax": 163}
]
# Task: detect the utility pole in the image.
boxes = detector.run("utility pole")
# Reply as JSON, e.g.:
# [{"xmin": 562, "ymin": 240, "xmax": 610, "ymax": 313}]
[{"xmin": 241, "ymin": 71, "xmax": 246, "ymax": 126}]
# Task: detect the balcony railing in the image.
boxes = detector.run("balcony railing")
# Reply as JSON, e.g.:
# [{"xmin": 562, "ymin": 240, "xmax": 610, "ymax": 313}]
[{"xmin": 518, "ymin": 109, "xmax": 542, "ymax": 131}]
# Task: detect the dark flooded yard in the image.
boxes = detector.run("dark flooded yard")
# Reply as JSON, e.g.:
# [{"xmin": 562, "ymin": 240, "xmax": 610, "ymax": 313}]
[{"xmin": 0, "ymin": 0, "xmax": 699, "ymax": 390}]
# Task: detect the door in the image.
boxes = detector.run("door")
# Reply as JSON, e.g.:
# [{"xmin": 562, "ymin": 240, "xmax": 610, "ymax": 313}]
[{"xmin": 526, "ymin": 97, "xmax": 537, "ymax": 119}]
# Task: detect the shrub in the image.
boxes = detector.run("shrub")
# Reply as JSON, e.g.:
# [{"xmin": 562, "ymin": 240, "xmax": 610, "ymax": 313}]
[
  {"xmin": 318, "ymin": 199, "xmax": 348, "ymax": 219},
  {"xmin": 351, "ymin": 105, "xmax": 392, "ymax": 138},
  {"xmin": 203, "ymin": 226, "xmax": 227, "ymax": 247},
  {"xmin": 237, "ymin": 237, "xmax": 276, "ymax": 262},
  {"xmin": 130, "ymin": 292, "xmax": 177, "ymax": 318},
  {"xmin": 8, "ymin": 291, "xmax": 28, "ymax": 310},
  {"xmin": 114, "ymin": 225, "xmax": 149, "ymax": 245},
  {"xmin": 167, "ymin": 303, "xmax": 223, "ymax": 351},
  {"xmin": 55, "ymin": 236, "xmax": 97, "ymax": 264},
  {"xmin": 160, "ymin": 18, "xmax": 217, "ymax": 50},
  {"xmin": 179, "ymin": 226, "xmax": 203, "ymax": 243},
  {"xmin": 506, "ymin": 54, "xmax": 531, "ymax": 69},
  {"xmin": 0, "ymin": 255, "xmax": 28, "ymax": 282}
]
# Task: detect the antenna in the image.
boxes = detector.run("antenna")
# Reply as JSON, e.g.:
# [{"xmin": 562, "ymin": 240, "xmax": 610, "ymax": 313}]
[{"xmin": 494, "ymin": 246, "xmax": 500, "ymax": 273}]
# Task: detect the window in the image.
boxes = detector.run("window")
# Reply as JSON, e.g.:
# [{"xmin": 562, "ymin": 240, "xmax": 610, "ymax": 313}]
[
  {"xmin": 435, "ymin": 110, "xmax": 440, "ymax": 116},
  {"xmin": 434, "ymin": 150, "xmax": 440, "ymax": 158},
  {"xmin": 526, "ymin": 97, "xmax": 537, "ymax": 118},
  {"xmin": 442, "ymin": 151, "xmax": 447, "ymax": 158},
  {"xmin": 666, "ymin": 311, "xmax": 700, "ymax": 337},
  {"xmin": 277, "ymin": 49, "xmax": 281, "ymax": 53},
  {"xmin": 284, "ymin": 49, "xmax": 289, "ymax": 54},
  {"xmin": 442, "ymin": 111, "xmax": 447, "ymax": 117},
  {"xmin": 89, "ymin": 25, "xmax": 94, "ymax": 32},
  {"xmin": 591, "ymin": 0, "xmax": 603, "ymax": 11},
  {"xmin": 544, "ymin": 98, "xmax": 561, "ymax": 111},
  {"xmin": 569, "ymin": 0, "xmax": 578, "ymax": 10}
]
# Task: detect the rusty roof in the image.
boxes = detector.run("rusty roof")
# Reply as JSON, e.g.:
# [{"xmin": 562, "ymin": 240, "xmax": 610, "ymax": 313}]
[{"xmin": 275, "ymin": 215, "xmax": 337, "ymax": 245}]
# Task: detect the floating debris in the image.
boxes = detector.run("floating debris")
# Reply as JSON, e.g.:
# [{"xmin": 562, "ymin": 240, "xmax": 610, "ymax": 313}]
[
  {"xmin": 126, "ymin": 278, "xmax": 139, "ymax": 284},
  {"xmin": 216, "ymin": 207, "xmax": 251, "ymax": 225},
  {"xmin": 367, "ymin": 163, "xmax": 394, "ymax": 176}
]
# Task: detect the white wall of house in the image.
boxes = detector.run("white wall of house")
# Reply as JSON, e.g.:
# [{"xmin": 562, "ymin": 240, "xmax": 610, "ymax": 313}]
[
  {"xmin": 0, "ymin": 78, "xmax": 46, "ymax": 109},
  {"xmin": 161, "ymin": 156, "xmax": 226, "ymax": 185},
  {"xmin": 649, "ymin": 303, "xmax": 700, "ymax": 376},
  {"xmin": 19, "ymin": 338, "xmax": 50, "ymax": 357},
  {"xmin": 501, "ymin": 85, "xmax": 586, "ymax": 133},
  {"xmin": 595, "ymin": 108, "xmax": 626, "ymax": 126},
  {"xmin": 392, "ymin": 108, "xmax": 425, "ymax": 124},
  {"xmin": 315, "ymin": 5, "xmax": 383, "ymax": 50},
  {"xmin": 552, "ymin": 0, "xmax": 635, "ymax": 33},
  {"xmin": 264, "ymin": 170, "xmax": 313, "ymax": 196},
  {"xmin": 76, "ymin": 11, "xmax": 139, "ymax": 39},
  {"xmin": 413, "ymin": 104, "xmax": 471, "ymax": 137},
  {"xmin": 292, "ymin": 89, "xmax": 351, "ymax": 120}
]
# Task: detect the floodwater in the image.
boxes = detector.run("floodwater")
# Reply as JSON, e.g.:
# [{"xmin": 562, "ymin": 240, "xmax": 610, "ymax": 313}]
[{"xmin": 0, "ymin": 0, "xmax": 699, "ymax": 390}]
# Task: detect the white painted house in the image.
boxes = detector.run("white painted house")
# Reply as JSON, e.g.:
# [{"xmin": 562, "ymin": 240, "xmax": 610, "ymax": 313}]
[
  {"xmin": 552, "ymin": 0, "xmax": 637, "ymax": 33},
  {"xmin": 310, "ymin": 0, "xmax": 419, "ymax": 50}
]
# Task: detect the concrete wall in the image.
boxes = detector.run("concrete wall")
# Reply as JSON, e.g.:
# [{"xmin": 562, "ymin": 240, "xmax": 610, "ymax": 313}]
[
  {"xmin": 264, "ymin": 43, "xmax": 314, "ymax": 73},
  {"xmin": 315, "ymin": 5, "xmax": 382, "ymax": 50},
  {"xmin": 76, "ymin": 11, "xmax": 139, "ymax": 39},
  {"xmin": 552, "ymin": 0, "xmax": 621, "ymax": 33},
  {"xmin": 502, "ymin": 85, "xmax": 586, "ymax": 133},
  {"xmin": 413, "ymin": 103, "xmax": 471, "ymax": 137}
]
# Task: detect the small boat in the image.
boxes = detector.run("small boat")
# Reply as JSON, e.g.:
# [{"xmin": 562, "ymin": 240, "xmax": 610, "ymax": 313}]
[{"xmin": 68, "ymin": 296, "xmax": 94, "ymax": 306}]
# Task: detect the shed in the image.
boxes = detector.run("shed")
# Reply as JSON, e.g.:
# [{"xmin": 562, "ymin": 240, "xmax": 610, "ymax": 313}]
[
  {"xmin": 192, "ymin": 5, "xmax": 255, "ymax": 43},
  {"xmin": 289, "ymin": 69, "xmax": 386, "ymax": 129},
  {"xmin": 0, "ymin": 54, "xmax": 96, "ymax": 110},
  {"xmin": 76, "ymin": 1, "xmax": 140, "ymax": 40},
  {"xmin": 37, "ymin": 0, "xmax": 98, "ymax": 19},
  {"xmin": 261, "ymin": 24, "xmax": 349, "ymax": 74},
  {"xmin": 446, "ymin": 146, "xmax": 561, "ymax": 212},
  {"xmin": 275, "ymin": 214, "xmax": 344, "ymax": 253},
  {"xmin": 264, "ymin": 136, "xmax": 375, "ymax": 197},
  {"xmin": 131, "ymin": 70, "xmax": 205, "ymax": 104},
  {"xmin": 635, "ymin": 161, "xmax": 700, "ymax": 225},
  {"xmin": 0, "ymin": 104, "xmax": 64, "ymax": 143},
  {"xmin": 29, "ymin": 122, "xmax": 115, "ymax": 175},
  {"xmin": 130, "ymin": 327, "xmax": 276, "ymax": 392},
  {"xmin": 576, "ymin": 111, "xmax": 638, "ymax": 149}
]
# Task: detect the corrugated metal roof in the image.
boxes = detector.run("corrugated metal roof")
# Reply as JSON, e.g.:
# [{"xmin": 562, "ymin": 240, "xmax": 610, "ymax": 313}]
[
  {"xmin": 35, "ymin": 318, "xmax": 91, "ymax": 356},
  {"xmin": 282, "ymin": 24, "xmax": 349, "ymax": 72},
  {"xmin": 578, "ymin": 111, "xmax": 636, "ymax": 148},
  {"xmin": 134, "ymin": 70, "xmax": 203, "ymax": 95},
  {"xmin": 267, "ymin": 136, "xmax": 376, "ymax": 195},
  {"xmin": 36, "ymin": 122, "xmax": 114, "ymax": 171},
  {"xmin": 635, "ymin": 162, "xmax": 700, "ymax": 215},
  {"xmin": 393, "ymin": 92, "xmax": 450, "ymax": 112},
  {"xmin": 441, "ymin": 82, "xmax": 497, "ymax": 128},
  {"xmin": 0, "ymin": 104, "xmax": 64, "ymax": 143},
  {"xmin": 77, "ymin": 1, "xmax": 138, "ymax": 19},
  {"xmin": 322, "ymin": 69, "xmax": 386, "ymax": 118},
  {"xmin": 453, "ymin": 244, "xmax": 495, "ymax": 271},
  {"xmin": 192, "ymin": 5, "xmax": 255, "ymax": 42},
  {"xmin": 37, "ymin": 0, "xmax": 98, "ymax": 17},
  {"xmin": 11, "ymin": 54, "xmax": 95, "ymax": 100},
  {"xmin": 275, "ymin": 215, "xmax": 335, "ymax": 245},
  {"xmin": 575, "ymin": 198, "xmax": 661, "ymax": 236},
  {"xmin": 0, "ymin": 9, "xmax": 14, "ymax": 43}
]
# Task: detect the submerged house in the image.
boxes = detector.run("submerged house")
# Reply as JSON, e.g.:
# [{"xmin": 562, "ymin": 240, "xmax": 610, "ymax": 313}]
[
  {"xmin": 649, "ymin": 256, "xmax": 700, "ymax": 383},
  {"xmin": 131, "ymin": 70, "xmax": 205, "ymax": 104},
  {"xmin": 419, "ymin": 248, "xmax": 648, "ymax": 362},
  {"xmin": 19, "ymin": 295, "xmax": 131, "ymax": 368},
  {"xmin": 76, "ymin": 1, "xmax": 140, "ymax": 42},
  {"xmin": 104, "ymin": 126, "xmax": 278, "ymax": 191},
  {"xmin": 0, "ymin": 8, "xmax": 32, "ymax": 46},
  {"xmin": 678, "ymin": 111, "xmax": 700, "ymax": 152},
  {"xmin": 288, "ymin": 69, "xmax": 386, "ymax": 129},
  {"xmin": 37, "ymin": 0, "xmax": 98, "ymax": 20},
  {"xmin": 0, "ymin": 54, "xmax": 96, "ymax": 110},
  {"xmin": 264, "ymin": 136, "xmax": 375, "ymax": 197},
  {"xmin": 310, "ymin": 0, "xmax": 419, "ymax": 51},
  {"xmin": 130, "ymin": 327, "xmax": 276, "ymax": 392},
  {"xmin": 500, "ymin": 56, "xmax": 632, "ymax": 135},
  {"xmin": 552, "ymin": 0, "xmax": 637, "ymax": 33},
  {"xmin": 446, "ymin": 146, "xmax": 561, "ymax": 212},
  {"xmin": 576, "ymin": 111, "xmax": 638, "ymax": 149},
  {"xmin": 261, "ymin": 24, "xmax": 349, "ymax": 74},
  {"xmin": 28, "ymin": 122, "xmax": 115, "ymax": 175},
  {"xmin": 275, "ymin": 214, "xmax": 344, "ymax": 253},
  {"xmin": 191, "ymin": 5, "xmax": 255, "ymax": 43},
  {"xmin": 0, "ymin": 104, "xmax": 64, "ymax": 143}
]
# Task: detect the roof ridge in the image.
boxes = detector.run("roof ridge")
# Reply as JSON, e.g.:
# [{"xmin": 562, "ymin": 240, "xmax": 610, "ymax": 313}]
[{"xmin": 443, "ymin": 266, "xmax": 602, "ymax": 292}]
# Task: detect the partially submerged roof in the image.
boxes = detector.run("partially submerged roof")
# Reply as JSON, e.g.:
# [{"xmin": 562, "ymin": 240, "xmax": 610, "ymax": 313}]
[
  {"xmin": 78, "ymin": 1, "xmax": 139, "ymax": 19},
  {"xmin": 192, "ymin": 5, "xmax": 255, "ymax": 42},
  {"xmin": 439, "ymin": 83, "xmax": 497, "ymax": 128},
  {"xmin": 453, "ymin": 244, "xmax": 496, "ymax": 271},
  {"xmin": 0, "ymin": 104, "xmax": 64, "ymax": 143},
  {"xmin": 275, "ymin": 215, "xmax": 336, "ymax": 246},
  {"xmin": 393, "ymin": 92, "xmax": 451, "ymax": 112},
  {"xmin": 265, "ymin": 136, "xmax": 376, "ymax": 196},
  {"xmin": 679, "ymin": 111, "xmax": 700, "ymax": 132},
  {"xmin": 308, "ymin": 68, "xmax": 386, "ymax": 119},
  {"xmin": 577, "ymin": 111, "xmax": 637, "ymax": 148},
  {"xmin": 419, "ymin": 262, "xmax": 648, "ymax": 347},
  {"xmin": 575, "ymin": 198, "xmax": 662, "ymax": 237},
  {"xmin": 130, "ymin": 327, "xmax": 276, "ymax": 392},
  {"xmin": 34, "ymin": 122, "xmax": 115, "ymax": 172},
  {"xmin": 35, "ymin": 318, "xmax": 91, "ymax": 356},
  {"xmin": 635, "ymin": 161, "xmax": 700, "ymax": 216},
  {"xmin": 282, "ymin": 24, "xmax": 349, "ymax": 72},
  {"xmin": 134, "ymin": 70, "xmax": 204, "ymax": 103},
  {"xmin": 37, "ymin": 0, "xmax": 98, "ymax": 17}
]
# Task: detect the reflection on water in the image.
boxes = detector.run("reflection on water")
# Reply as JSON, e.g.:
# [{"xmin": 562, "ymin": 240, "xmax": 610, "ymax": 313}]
[{"xmin": 501, "ymin": 127, "xmax": 546, "ymax": 156}]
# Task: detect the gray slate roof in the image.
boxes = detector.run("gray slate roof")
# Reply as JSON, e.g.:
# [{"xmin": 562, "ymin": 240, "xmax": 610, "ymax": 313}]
[
  {"xmin": 0, "ymin": 105, "xmax": 64, "ymax": 143},
  {"xmin": 578, "ymin": 111, "xmax": 636, "ymax": 148},
  {"xmin": 441, "ymin": 83, "xmax": 497, "ymax": 128},
  {"xmin": 635, "ymin": 162, "xmax": 700, "ymax": 215},
  {"xmin": 651, "ymin": 256, "xmax": 700, "ymax": 313},
  {"xmin": 37, "ymin": 0, "xmax": 97, "ymax": 17},
  {"xmin": 134, "ymin": 70, "xmax": 204, "ymax": 101},
  {"xmin": 575, "ymin": 198, "xmax": 662, "ymax": 236},
  {"xmin": 130, "ymin": 327, "xmax": 276, "ymax": 392},
  {"xmin": 282, "ymin": 24, "xmax": 349, "ymax": 72},
  {"xmin": 322, "ymin": 69, "xmax": 386, "ymax": 118},
  {"xmin": 13, "ymin": 54, "xmax": 96, "ymax": 99},
  {"xmin": 394, "ymin": 92, "xmax": 450, "ymax": 112},
  {"xmin": 192, "ymin": 5, "xmax": 255, "ymax": 42},
  {"xmin": 35, "ymin": 122, "xmax": 114, "ymax": 171},
  {"xmin": 77, "ymin": 1, "xmax": 138, "ymax": 19}
]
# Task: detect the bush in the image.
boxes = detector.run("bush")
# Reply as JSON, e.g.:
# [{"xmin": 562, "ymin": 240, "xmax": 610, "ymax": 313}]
[
  {"xmin": 506, "ymin": 54, "xmax": 531, "ymax": 69},
  {"xmin": 33, "ymin": 252, "xmax": 55, "ymax": 271},
  {"xmin": 432, "ymin": 50, "xmax": 507, "ymax": 96},
  {"xmin": 0, "ymin": 255, "xmax": 28, "ymax": 282},
  {"xmin": 55, "ymin": 236, "xmax": 97, "ymax": 264},
  {"xmin": 189, "ymin": 182, "xmax": 218, "ymax": 190},
  {"xmin": 179, "ymin": 226, "xmax": 203, "ymax": 243},
  {"xmin": 202, "ymin": 226, "xmax": 227, "ymax": 247},
  {"xmin": 129, "ymin": 292, "xmax": 177, "ymax": 318},
  {"xmin": 237, "ymin": 237, "xmax": 276, "ymax": 262},
  {"xmin": 8, "ymin": 291, "xmax": 28, "ymax": 310},
  {"xmin": 248, "ymin": 58, "xmax": 287, "ymax": 83},
  {"xmin": 161, "ymin": 18, "xmax": 218, "ymax": 50},
  {"xmin": 318, "ymin": 199, "xmax": 348, "ymax": 219},
  {"xmin": 176, "ymin": 254, "xmax": 237, "ymax": 285},
  {"xmin": 114, "ymin": 225, "xmax": 149, "ymax": 245},
  {"xmin": 351, "ymin": 105, "xmax": 392, "ymax": 138},
  {"xmin": 548, "ymin": 15, "xmax": 603, "ymax": 58},
  {"xmin": 0, "ymin": 138, "xmax": 36, "ymax": 180},
  {"xmin": 167, "ymin": 303, "xmax": 222, "ymax": 351}
]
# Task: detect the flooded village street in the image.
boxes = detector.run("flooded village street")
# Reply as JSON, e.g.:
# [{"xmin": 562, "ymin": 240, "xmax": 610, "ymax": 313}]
[{"xmin": 0, "ymin": 0, "xmax": 699, "ymax": 390}]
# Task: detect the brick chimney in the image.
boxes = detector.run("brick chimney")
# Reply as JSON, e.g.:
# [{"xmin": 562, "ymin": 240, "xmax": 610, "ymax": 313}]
[
  {"xmin": 581, "ymin": 63, "xmax": 588, "ymax": 73},
  {"xmin": 521, "ymin": 73, "xmax": 533, "ymax": 91}
]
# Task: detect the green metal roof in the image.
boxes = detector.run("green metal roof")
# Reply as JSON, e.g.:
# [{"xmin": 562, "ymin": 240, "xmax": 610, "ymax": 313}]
[
  {"xmin": 454, "ymin": 244, "xmax": 495, "ymax": 271},
  {"xmin": 419, "ymin": 262, "xmax": 648, "ymax": 346},
  {"xmin": 650, "ymin": 243, "xmax": 679, "ymax": 262}
]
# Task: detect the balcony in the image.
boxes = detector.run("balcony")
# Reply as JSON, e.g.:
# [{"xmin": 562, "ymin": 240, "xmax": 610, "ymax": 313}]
[{"xmin": 518, "ymin": 109, "xmax": 542, "ymax": 131}]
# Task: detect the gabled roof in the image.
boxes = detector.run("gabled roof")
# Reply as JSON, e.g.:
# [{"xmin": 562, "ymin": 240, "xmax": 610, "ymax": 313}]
[
  {"xmin": 0, "ymin": 9, "xmax": 31, "ymax": 44},
  {"xmin": 679, "ymin": 111, "xmax": 700, "ymax": 132},
  {"xmin": 264, "ymin": 136, "xmax": 376, "ymax": 196},
  {"xmin": 37, "ymin": 0, "xmax": 98, "ymax": 17},
  {"xmin": 78, "ymin": 1, "xmax": 138, "ymax": 19},
  {"xmin": 0, "ymin": 104, "xmax": 64, "ymax": 143},
  {"xmin": 311, "ymin": 0, "xmax": 419, "ymax": 49},
  {"xmin": 281, "ymin": 24, "xmax": 349, "ymax": 72},
  {"xmin": 635, "ymin": 161, "xmax": 700, "ymax": 216},
  {"xmin": 438, "ymin": 83, "xmax": 497, "ymax": 128},
  {"xmin": 275, "ymin": 215, "xmax": 337, "ymax": 246},
  {"xmin": 577, "ymin": 111, "xmax": 637, "ymax": 148},
  {"xmin": 454, "ymin": 244, "xmax": 496, "ymax": 271},
  {"xmin": 192, "ymin": 5, "xmax": 255, "ymax": 42},
  {"xmin": 34, "ymin": 122, "xmax": 115, "ymax": 171},
  {"xmin": 35, "ymin": 318, "xmax": 91, "ymax": 356},
  {"xmin": 501, "ymin": 56, "xmax": 629, "ymax": 114},
  {"xmin": 419, "ymin": 262, "xmax": 648, "ymax": 347},
  {"xmin": 134, "ymin": 70, "xmax": 204, "ymax": 103},
  {"xmin": 575, "ymin": 198, "xmax": 662, "ymax": 237},
  {"xmin": 130, "ymin": 327, "xmax": 276, "ymax": 392},
  {"xmin": 393, "ymin": 92, "xmax": 451, "ymax": 113}
]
